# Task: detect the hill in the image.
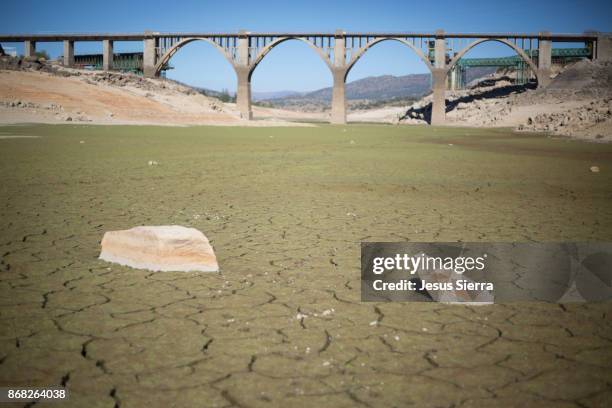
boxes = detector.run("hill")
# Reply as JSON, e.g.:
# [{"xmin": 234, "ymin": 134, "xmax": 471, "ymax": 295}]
[
  {"xmin": 258, "ymin": 68, "xmax": 495, "ymax": 111},
  {"xmin": 0, "ymin": 56, "xmax": 315, "ymax": 126}
]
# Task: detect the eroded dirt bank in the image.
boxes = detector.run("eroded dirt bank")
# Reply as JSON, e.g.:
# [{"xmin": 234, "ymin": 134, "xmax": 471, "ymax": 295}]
[{"xmin": 0, "ymin": 59, "xmax": 315, "ymax": 127}]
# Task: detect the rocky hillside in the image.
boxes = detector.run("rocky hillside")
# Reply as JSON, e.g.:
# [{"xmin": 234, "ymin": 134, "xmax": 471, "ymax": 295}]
[{"xmin": 399, "ymin": 59, "xmax": 612, "ymax": 142}]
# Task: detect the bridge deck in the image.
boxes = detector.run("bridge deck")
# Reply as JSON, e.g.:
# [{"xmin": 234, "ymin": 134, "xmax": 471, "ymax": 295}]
[{"xmin": 0, "ymin": 32, "xmax": 600, "ymax": 43}]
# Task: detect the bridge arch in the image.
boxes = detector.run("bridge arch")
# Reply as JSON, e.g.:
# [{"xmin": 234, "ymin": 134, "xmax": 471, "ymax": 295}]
[
  {"xmin": 345, "ymin": 38, "xmax": 434, "ymax": 81},
  {"xmin": 154, "ymin": 37, "xmax": 237, "ymax": 76},
  {"xmin": 447, "ymin": 38, "xmax": 539, "ymax": 84},
  {"xmin": 248, "ymin": 36, "xmax": 333, "ymax": 79}
]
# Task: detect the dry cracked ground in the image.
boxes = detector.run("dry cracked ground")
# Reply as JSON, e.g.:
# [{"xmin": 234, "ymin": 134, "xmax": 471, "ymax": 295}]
[{"xmin": 0, "ymin": 124, "xmax": 611, "ymax": 408}]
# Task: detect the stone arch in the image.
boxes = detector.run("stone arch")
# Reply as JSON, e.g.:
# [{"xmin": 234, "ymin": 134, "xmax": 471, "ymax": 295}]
[
  {"xmin": 447, "ymin": 38, "xmax": 539, "ymax": 83},
  {"xmin": 248, "ymin": 36, "xmax": 333, "ymax": 79},
  {"xmin": 154, "ymin": 37, "xmax": 236, "ymax": 76},
  {"xmin": 345, "ymin": 38, "xmax": 434, "ymax": 81}
]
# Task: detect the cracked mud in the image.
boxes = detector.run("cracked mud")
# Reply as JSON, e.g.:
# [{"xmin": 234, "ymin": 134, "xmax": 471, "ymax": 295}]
[{"xmin": 1, "ymin": 124, "xmax": 611, "ymax": 407}]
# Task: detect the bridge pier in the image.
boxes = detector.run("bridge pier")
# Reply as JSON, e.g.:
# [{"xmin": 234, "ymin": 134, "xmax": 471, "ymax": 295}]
[
  {"xmin": 537, "ymin": 32, "xmax": 552, "ymax": 88},
  {"xmin": 24, "ymin": 40, "xmax": 36, "ymax": 58},
  {"xmin": 431, "ymin": 69, "xmax": 447, "ymax": 125},
  {"xmin": 63, "ymin": 40, "xmax": 74, "ymax": 67},
  {"xmin": 143, "ymin": 37, "xmax": 157, "ymax": 78},
  {"xmin": 103, "ymin": 40, "xmax": 113, "ymax": 71},
  {"xmin": 448, "ymin": 65, "xmax": 459, "ymax": 91},
  {"xmin": 330, "ymin": 30, "xmax": 347, "ymax": 125},
  {"xmin": 236, "ymin": 67, "xmax": 252, "ymax": 120},
  {"xmin": 331, "ymin": 69, "xmax": 347, "ymax": 124},
  {"xmin": 596, "ymin": 34, "xmax": 612, "ymax": 61},
  {"xmin": 235, "ymin": 33, "xmax": 252, "ymax": 120},
  {"xmin": 430, "ymin": 31, "xmax": 447, "ymax": 126}
]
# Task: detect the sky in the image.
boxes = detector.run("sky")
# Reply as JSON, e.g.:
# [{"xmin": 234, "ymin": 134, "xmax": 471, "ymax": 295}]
[{"xmin": 1, "ymin": 0, "xmax": 611, "ymax": 93}]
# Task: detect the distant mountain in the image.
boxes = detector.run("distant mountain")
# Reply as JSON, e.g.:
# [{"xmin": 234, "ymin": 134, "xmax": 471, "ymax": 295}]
[
  {"xmin": 176, "ymin": 68, "xmax": 496, "ymax": 111},
  {"xmin": 264, "ymin": 73, "xmax": 433, "ymax": 103},
  {"xmin": 254, "ymin": 69, "xmax": 499, "ymax": 112},
  {"xmin": 254, "ymin": 73, "xmax": 433, "ymax": 111},
  {"xmin": 252, "ymin": 90, "xmax": 303, "ymax": 101},
  {"xmin": 326, "ymin": 73, "xmax": 431, "ymax": 101}
]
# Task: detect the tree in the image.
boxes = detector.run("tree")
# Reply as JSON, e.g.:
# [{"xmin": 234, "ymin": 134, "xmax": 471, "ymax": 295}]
[
  {"xmin": 34, "ymin": 50, "xmax": 50, "ymax": 60},
  {"xmin": 218, "ymin": 88, "xmax": 235, "ymax": 103}
]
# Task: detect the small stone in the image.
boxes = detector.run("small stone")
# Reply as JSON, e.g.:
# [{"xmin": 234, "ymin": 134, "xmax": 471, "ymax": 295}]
[
  {"xmin": 99, "ymin": 225, "xmax": 218, "ymax": 272},
  {"xmin": 590, "ymin": 166, "xmax": 600, "ymax": 173}
]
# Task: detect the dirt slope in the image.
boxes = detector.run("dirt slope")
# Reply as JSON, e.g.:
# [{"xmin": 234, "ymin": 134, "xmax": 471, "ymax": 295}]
[{"xmin": 0, "ymin": 61, "xmax": 313, "ymax": 126}]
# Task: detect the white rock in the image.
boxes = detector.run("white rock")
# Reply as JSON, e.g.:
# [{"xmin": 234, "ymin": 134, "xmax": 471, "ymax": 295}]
[
  {"xmin": 99, "ymin": 225, "xmax": 218, "ymax": 272},
  {"xmin": 590, "ymin": 166, "xmax": 600, "ymax": 173}
]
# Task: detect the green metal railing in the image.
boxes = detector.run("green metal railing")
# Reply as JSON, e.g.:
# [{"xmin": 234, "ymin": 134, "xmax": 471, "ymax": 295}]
[
  {"xmin": 451, "ymin": 47, "xmax": 591, "ymax": 88},
  {"xmin": 72, "ymin": 52, "xmax": 166, "ymax": 75},
  {"xmin": 456, "ymin": 47, "xmax": 591, "ymax": 67},
  {"xmin": 73, "ymin": 52, "xmax": 142, "ymax": 73}
]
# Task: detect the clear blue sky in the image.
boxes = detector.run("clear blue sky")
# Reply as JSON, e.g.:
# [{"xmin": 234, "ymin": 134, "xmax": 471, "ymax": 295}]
[{"xmin": 1, "ymin": 0, "xmax": 611, "ymax": 93}]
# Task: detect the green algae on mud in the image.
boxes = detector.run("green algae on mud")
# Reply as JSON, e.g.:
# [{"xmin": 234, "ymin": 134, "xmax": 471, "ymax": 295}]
[
  {"xmin": 2, "ymin": 123, "xmax": 610, "ymax": 242},
  {"xmin": 1, "ymin": 123, "xmax": 612, "ymax": 407}
]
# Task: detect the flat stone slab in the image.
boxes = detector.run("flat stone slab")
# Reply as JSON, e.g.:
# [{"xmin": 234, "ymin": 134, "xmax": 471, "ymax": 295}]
[{"xmin": 99, "ymin": 225, "xmax": 218, "ymax": 272}]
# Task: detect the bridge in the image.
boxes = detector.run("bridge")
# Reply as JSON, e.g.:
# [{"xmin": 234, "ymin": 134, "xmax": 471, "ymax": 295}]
[
  {"xmin": 1, "ymin": 30, "xmax": 610, "ymax": 125},
  {"xmin": 450, "ymin": 47, "xmax": 592, "ymax": 89}
]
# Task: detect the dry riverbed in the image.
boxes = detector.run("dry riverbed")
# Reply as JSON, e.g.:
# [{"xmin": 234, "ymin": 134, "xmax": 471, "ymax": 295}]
[{"xmin": 1, "ymin": 124, "xmax": 611, "ymax": 407}]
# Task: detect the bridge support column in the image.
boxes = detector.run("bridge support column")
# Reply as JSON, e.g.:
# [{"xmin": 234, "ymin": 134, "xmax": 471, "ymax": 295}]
[
  {"xmin": 235, "ymin": 32, "xmax": 252, "ymax": 120},
  {"xmin": 431, "ymin": 68, "xmax": 447, "ymax": 126},
  {"xmin": 537, "ymin": 32, "xmax": 552, "ymax": 88},
  {"xmin": 63, "ymin": 40, "xmax": 74, "ymax": 67},
  {"xmin": 595, "ymin": 34, "xmax": 612, "ymax": 61},
  {"xmin": 330, "ymin": 30, "xmax": 347, "ymax": 124},
  {"xmin": 449, "ymin": 65, "xmax": 458, "ymax": 90},
  {"xmin": 24, "ymin": 40, "xmax": 36, "ymax": 58},
  {"xmin": 103, "ymin": 40, "xmax": 113, "ymax": 71},
  {"xmin": 430, "ymin": 30, "xmax": 447, "ymax": 126},
  {"xmin": 236, "ymin": 67, "xmax": 252, "ymax": 120},
  {"xmin": 143, "ymin": 37, "xmax": 157, "ymax": 78},
  {"xmin": 331, "ymin": 69, "xmax": 347, "ymax": 124}
]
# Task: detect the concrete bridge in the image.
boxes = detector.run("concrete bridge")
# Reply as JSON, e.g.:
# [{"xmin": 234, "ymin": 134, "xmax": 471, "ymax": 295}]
[{"xmin": 1, "ymin": 30, "xmax": 610, "ymax": 125}]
